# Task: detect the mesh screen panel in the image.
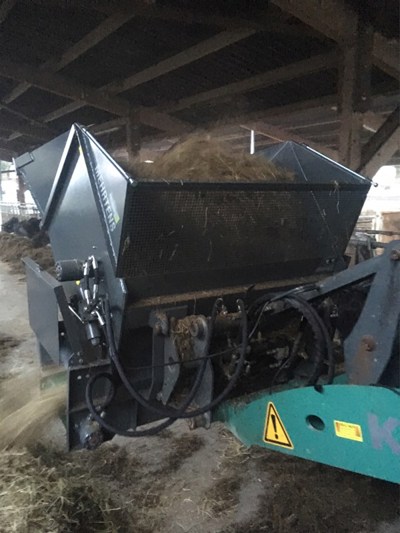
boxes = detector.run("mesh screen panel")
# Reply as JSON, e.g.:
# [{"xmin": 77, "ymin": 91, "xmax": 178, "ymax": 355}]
[{"xmin": 117, "ymin": 187, "xmax": 362, "ymax": 280}]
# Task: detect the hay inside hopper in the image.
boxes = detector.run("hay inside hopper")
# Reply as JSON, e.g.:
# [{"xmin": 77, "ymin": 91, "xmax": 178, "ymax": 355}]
[{"xmin": 127, "ymin": 134, "xmax": 293, "ymax": 183}]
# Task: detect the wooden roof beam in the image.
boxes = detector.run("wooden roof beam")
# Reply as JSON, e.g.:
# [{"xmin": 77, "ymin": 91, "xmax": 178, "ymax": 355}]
[
  {"xmin": 241, "ymin": 123, "xmax": 338, "ymax": 160},
  {"xmin": 270, "ymin": 0, "xmax": 400, "ymax": 80},
  {"xmin": 0, "ymin": 58, "xmax": 131, "ymax": 116},
  {"xmin": 372, "ymin": 33, "xmax": 400, "ymax": 82},
  {"xmin": 106, "ymin": 29, "xmax": 256, "ymax": 95},
  {"xmin": 0, "ymin": 0, "xmax": 16, "ymax": 25},
  {"xmin": 357, "ymin": 106, "xmax": 400, "ymax": 177},
  {"xmin": 0, "ymin": 145, "xmax": 16, "ymax": 161},
  {"xmin": 0, "ymin": 57, "xmax": 191, "ymax": 142},
  {"xmin": 2, "ymin": 6, "xmax": 141, "ymax": 105},
  {"xmin": 161, "ymin": 52, "xmax": 337, "ymax": 114},
  {"xmin": 34, "ymin": 29, "xmax": 257, "ymax": 125},
  {"xmin": 0, "ymin": 113, "xmax": 54, "ymax": 141}
]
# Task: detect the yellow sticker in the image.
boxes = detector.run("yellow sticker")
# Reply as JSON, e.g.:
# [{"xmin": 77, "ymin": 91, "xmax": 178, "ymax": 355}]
[
  {"xmin": 263, "ymin": 402, "xmax": 294, "ymax": 449},
  {"xmin": 334, "ymin": 420, "xmax": 363, "ymax": 442}
]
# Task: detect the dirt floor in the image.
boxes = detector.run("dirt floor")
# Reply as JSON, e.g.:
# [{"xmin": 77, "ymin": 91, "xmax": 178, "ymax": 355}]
[{"xmin": 0, "ymin": 260, "xmax": 399, "ymax": 532}]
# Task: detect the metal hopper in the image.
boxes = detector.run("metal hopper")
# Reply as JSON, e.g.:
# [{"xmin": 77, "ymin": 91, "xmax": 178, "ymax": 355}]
[{"xmin": 17, "ymin": 127, "xmax": 371, "ymax": 303}]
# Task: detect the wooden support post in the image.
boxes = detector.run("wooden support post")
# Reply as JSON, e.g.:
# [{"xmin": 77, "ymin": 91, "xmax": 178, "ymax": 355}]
[
  {"xmin": 0, "ymin": 0, "xmax": 16, "ymax": 25},
  {"xmin": 338, "ymin": 20, "xmax": 373, "ymax": 169},
  {"xmin": 126, "ymin": 113, "xmax": 141, "ymax": 165}
]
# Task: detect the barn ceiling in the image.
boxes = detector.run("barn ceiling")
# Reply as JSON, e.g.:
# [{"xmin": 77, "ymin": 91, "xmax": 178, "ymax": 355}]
[{"xmin": 0, "ymin": 0, "xmax": 398, "ymax": 174}]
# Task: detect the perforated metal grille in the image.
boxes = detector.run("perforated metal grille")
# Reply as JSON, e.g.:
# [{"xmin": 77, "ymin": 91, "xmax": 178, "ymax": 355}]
[{"xmin": 117, "ymin": 187, "xmax": 361, "ymax": 280}]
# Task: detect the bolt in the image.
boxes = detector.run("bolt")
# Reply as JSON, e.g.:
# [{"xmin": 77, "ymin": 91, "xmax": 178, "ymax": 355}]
[
  {"xmin": 190, "ymin": 318, "xmax": 206, "ymax": 339},
  {"xmin": 361, "ymin": 335, "xmax": 376, "ymax": 352},
  {"xmin": 390, "ymin": 249, "xmax": 400, "ymax": 261}
]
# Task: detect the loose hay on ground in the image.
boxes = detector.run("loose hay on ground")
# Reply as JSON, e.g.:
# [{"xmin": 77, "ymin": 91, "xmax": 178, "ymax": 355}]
[
  {"xmin": 163, "ymin": 433, "xmax": 205, "ymax": 473},
  {"xmin": 214, "ymin": 433, "xmax": 400, "ymax": 533},
  {"xmin": 0, "ymin": 232, "xmax": 54, "ymax": 275},
  {"xmin": 0, "ymin": 333, "xmax": 20, "ymax": 358},
  {"xmin": 0, "ymin": 446, "xmax": 138, "ymax": 533}
]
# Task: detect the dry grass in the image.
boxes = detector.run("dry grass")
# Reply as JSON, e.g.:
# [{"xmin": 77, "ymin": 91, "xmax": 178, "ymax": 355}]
[
  {"xmin": 0, "ymin": 361, "xmax": 205, "ymax": 532},
  {"xmin": 0, "ymin": 232, "xmax": 54, "ymax": 275},
  {"xmin": 205, "ymin": 432, "xmax": 250, "ymax": 516},
  {"xmin": 0, "ymin": 370, "xmax": 66, "ymax": 450},
  {"xmin": 213, "ymin": 435, "xmax": 400, "ymax": 533},
  {"xmin": 163, "ymin": 433, "xmax": 205, "ymax": 473},
  {"xmin": 126, "ymin": 134, "xmax": 293, "ymax": 183},
  {"xmin": 171, "ymin": 316, "xmax": 197, "ymax": 361},
  {"xmin": 0, "ymin": 333, "xmax": 20, "ymax": 359},
  {"xmin": 0, "ymin": 445, "xmax": 144, "ymax": 533}
]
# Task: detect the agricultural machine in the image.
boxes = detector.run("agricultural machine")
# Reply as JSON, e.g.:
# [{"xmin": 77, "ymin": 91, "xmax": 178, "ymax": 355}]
[{"xmin": 15, "ymin": 125, "xmax": 400, "ymax": 483}]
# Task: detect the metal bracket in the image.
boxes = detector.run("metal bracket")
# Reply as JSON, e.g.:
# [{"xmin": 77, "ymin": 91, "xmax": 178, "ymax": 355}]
[{"xmin": 344, "ymin": 241, "xmax": 400, "ymax": 384}]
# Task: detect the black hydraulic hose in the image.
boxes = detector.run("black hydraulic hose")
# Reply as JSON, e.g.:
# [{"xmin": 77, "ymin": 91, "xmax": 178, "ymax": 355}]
[
  {"xmin": 104, "ymin": 299, "xmax": 248, "ymax": 420},
  {"xmin": 99, "ymin": 297, "xmax": 220, "ymax": 421},
  {"xmin": 283, "ymin": 296, "xmax": 325, "ymax": 385},
  {"xmin": 295, "ymin": 297, "xmax": 335, "ymax": 385},
  {"xmin": 249, "ymin": 290, "xmax": 335, "ymax": 386},
  {"xmin": 270, "ymin": 329, "xmax": 304, "ymax": 390},
  {"xmin": 84, "ymin": 299, "xmax": 223, "ymax": 437},
  {"xmin": 86, "ymin": 370, "xmax": 201, "ymax": 437},
  {"xmin": 248, "ymin": 283, "xmax": 317, "ymax": 317},
  {"xmin": 285, "ymin": 295, "xmax": 335, "ymax": 385}
]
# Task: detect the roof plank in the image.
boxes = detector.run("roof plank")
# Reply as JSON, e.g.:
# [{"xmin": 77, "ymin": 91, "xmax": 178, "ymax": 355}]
[
  {"xmin": 106, "ymin": 29, "xmax": 256, "ymax": 94},
  {"xmin": 241, "ymin": 122, "xmax": 338, "ymax": 160},
  {"xmin": 372, "ymin": 33, "xmax": 400, "ymax": 81},
  {"xmin": 0, "ymin": 0, "xmax": 17, "ymax": 25},
  {"xmin": 2, "ymin": 6, "xmax": 141, "ymax": 105},
  {"xmin": 28, "ymin": 29, "xmax": 258, "ymax": 125},
  {"xmin": 271, "ymin": 0, "xmax": 399, "ymax": 79},
  {"xmin": 161, "ymin": 52, "xmax": 337, "ymax": 113},
  {"xmin": 0, "ymin": 58, "xmax": 131, "ymax": 115}
]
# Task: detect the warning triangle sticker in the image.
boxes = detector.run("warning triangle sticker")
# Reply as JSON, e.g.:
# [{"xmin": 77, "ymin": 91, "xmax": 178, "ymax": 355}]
[{"xmin": 263, "ymin": 402, "xmax": 294, "ymax": 449}]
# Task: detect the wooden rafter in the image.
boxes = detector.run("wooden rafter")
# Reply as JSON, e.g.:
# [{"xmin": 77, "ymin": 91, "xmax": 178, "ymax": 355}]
[
  {"xmin": 0, "ymin": 57, "xmax": 192, "ymax": 137},
  {"xmin": 3, "ymin": 27, "xmax": 257, "ymax": 142},
  {"xmin": 2, "ymin": 6, "xmax": 140, "ymax": 105},
  {"xmin": 105, "ymin": 29, "xmax": 256, "ymax": 94},
  {"xmin": 0, "ymin": 145, "xmax": 16, "ymax": 161},
  {"xmin": 270, "ymin": 0, "xmax": 400, "ymax": 80},
  {"xmin": 0, "ymin": 58, "xmax": 130, "ymax": 115},
  {"xmin": 357, "ymin": 106, "xmax": 400, "ymax": 177},
  {"xmin": 34, "ymin": 28, "xmax": 256, "ymax": 125},
  {"xmin": 372, "ymin": 33, "xmax": 400, "ymax": 82},
  {"xmin": 161, "ymin": 52, "xmax": 337, "ymax": 114},
  {"xmin": 135, "ymin": 89, "xmax": 397, "ymax": 148},
  {"xmin": 0, "ymin": 0, "xmax": 16, "ymax": 25},
  {"xmin": 241, "ymin": 123, "xmax": 338, "ymax": 160},
  {"xmin": 0, "ymin": 112, "xmax": 54, "ymax": 141}
]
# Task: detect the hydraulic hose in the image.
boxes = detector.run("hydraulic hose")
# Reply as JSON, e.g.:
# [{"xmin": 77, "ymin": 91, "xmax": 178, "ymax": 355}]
[
  {"xmin": 85, "ymin": 298, "xmax": 222, "ymax": 435},
  {"xmin": 101, "ymin": 299, "xmax": 248, "ymax": 421},
  {"xmin": 291, "ymin": 295, "xmax": 335, "ymax": 384},
  {"xmin": 251, "ymin": 292, "xmax": 335, "ymax": 386},
  {"xmin": 85, "ymin": 367, "xmax": 206, "ymax": 437},
  {"xmin": 284, "ymin": 295, "xmax": 335, "ymax": 385}
]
